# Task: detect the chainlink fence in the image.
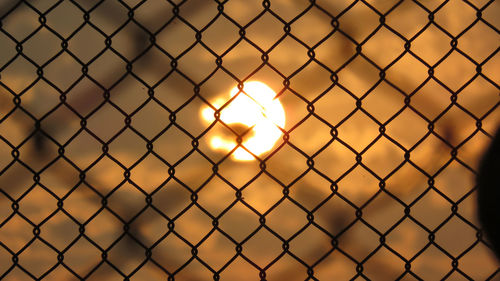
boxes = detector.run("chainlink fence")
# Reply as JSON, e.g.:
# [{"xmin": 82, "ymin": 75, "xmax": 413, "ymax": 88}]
[{"xmin": 0, "ymin": 0, "xmax": 499, "ymax": 280}]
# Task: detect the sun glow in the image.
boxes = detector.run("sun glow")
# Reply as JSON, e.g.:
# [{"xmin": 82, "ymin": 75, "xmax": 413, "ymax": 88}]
[{"xmin": 201, "ymin": 81, "xmax": 286, "ymax": 161}]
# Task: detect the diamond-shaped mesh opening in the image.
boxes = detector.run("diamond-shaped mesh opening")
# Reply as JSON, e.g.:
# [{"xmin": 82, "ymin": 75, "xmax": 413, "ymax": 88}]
[
  {"xmin": 197, "ymin": 230, "xmax": 235, "ymax": 270},
  {"xmin": 434, "ymin": 0, "xmax": 477, "ymax": 36},
  {"xmin": 218, "ymin": 201, "xmax": 260, "ymax": 242},
  {"xmin": 411, "ymin": 245, "xmax": 452, "ymax": 280},
  {"xmin": 22, "ymin": 29, "xmax": 61, "ymax": 65},
  {"xmin": 245, "ymin": 12, "xmax": 284, "ymax": 51},
  {"xmin": 362, "ymin": 247, "xmax": 406, "ymax": 279},
  {"xmin": 265, "ymin": 254, "xmax": 309, "ymax": 281},
  {"xmin": 84, "ymin": 209, "xmax": 123, "ymax": 248},
  {"xmin": 17, "ymin": 239, "xmax": 58, "ymax": 278},
  {"xmin": 18, "ymin": 185, "xmax": 58, "ymax": 224},
  {"xmin": 386, "ymin": 218, "xmax": 429, "ymax": 259},
  {"xmin": 84, "ymin": 263, "xmax": 124, "ymax": 281},
  {"xmin": 0, "ymin": 214, "xmax": 34, "ymax": 253},
  {"xmin": 152, "ymin": 233, "xmax": 192, "ymax": 271},
  {"xmin": 45, "ymin": 1, "xmax": 83, "ymax": 37},
  {"xmin": 0, "ymin": 0, "xmax": 498, "ymax": 280},
  {"xmin": 43, "ymin": 52, "xmax": 82, "ymax": 91},
  {"xmin": 291, "ymin": 5, "xmax": 332, "ymax": 47},
  {"xmin": 39, "ymin": 211, "xmax": 79, "ymax": 250},
  {"xmin": 132, "ymin": 0, "xmax": 174, "ymax": 32},
  {"xmin": 0, "ymin": 3, "xmax": 39, "ymax": 40}
]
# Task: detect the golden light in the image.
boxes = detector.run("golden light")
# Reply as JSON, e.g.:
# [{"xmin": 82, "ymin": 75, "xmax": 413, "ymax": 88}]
[{"xmin": 201, "ymin": 81, "xmax": 286, "ymax": 161}]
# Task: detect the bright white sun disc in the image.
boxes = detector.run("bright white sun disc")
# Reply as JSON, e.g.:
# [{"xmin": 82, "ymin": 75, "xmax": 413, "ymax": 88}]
[{"xmin": 201, "ymin": 81, "xmax": 286, "ymax": 161}]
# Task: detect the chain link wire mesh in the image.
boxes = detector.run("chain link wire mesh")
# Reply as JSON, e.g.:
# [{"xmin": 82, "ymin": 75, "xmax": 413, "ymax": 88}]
[{"xmin": 0, "ymin": 0, "xmax": 499, "ymax": 280}]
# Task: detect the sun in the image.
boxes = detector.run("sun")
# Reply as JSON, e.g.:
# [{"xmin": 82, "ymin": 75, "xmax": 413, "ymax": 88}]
[{"xmin": 201, "ymin": 81, "xmax": 286, "ymax": 161}]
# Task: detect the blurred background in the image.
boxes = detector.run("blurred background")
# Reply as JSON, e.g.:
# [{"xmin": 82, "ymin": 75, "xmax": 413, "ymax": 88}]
[{"xmin": 0, "ymin": 0, "xmax": 499, "ymax": 280}]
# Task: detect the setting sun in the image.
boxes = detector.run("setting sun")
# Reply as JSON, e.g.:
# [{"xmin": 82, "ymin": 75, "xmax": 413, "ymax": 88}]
[{"xmin": 201, "ymin": 81, "xmax": 286, "ymax": 161}]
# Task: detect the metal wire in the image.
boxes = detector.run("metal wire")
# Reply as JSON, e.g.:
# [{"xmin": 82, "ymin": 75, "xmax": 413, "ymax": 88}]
[{"xmin": 0, "ymin": 0, "xmax": 499, "ymax": 280}]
